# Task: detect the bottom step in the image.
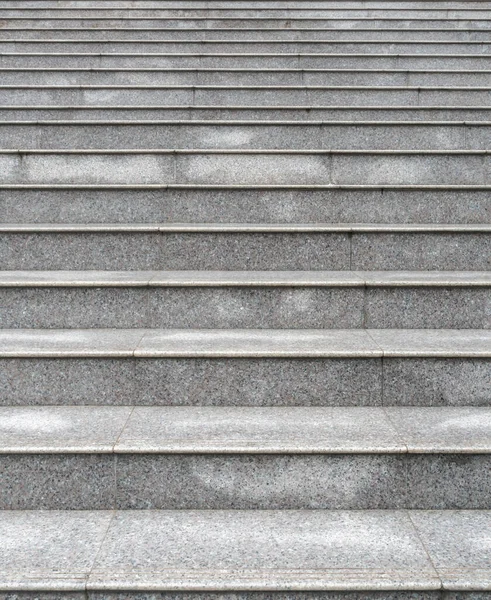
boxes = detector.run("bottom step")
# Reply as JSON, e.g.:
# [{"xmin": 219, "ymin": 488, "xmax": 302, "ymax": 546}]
[{"xmin": 0, "ymin": 510, "xmax": 489, "ymax": 593}]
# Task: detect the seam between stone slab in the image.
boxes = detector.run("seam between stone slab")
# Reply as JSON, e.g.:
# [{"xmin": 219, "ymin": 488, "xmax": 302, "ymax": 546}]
[{"xmin": 406, "ymin": 512, "xmax": 444, "ymax": 591}]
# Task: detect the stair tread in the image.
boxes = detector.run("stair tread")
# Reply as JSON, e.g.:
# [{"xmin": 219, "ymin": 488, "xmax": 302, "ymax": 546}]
[
  {"xmin": 1, "ymin": 509, "xmax": 490, "ymax": 591},
  {"xmin": 1, "ymin": 269, "xmax": 490, "ymax": 287},
  {"xmin": 2, "ymin": 222, "xmax": 489, "ymax": 231},
  {"xmin": 0, "ymin": 328, "xmax": 490, "ymax": 357},
  {"xmin": 1, "ymin": 405, "xmax": 490, "ymax": 453}
]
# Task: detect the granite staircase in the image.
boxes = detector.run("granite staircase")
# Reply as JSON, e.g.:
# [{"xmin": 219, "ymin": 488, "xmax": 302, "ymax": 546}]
[{"xmin": 0, "ymin": 1, "xmax": 490, "ymax": 598}]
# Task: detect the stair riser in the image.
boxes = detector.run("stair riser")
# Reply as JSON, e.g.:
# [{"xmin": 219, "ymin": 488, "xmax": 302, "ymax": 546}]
[
  {"xmin": 2, "ymin": 188, "xmax": 489, "ymax": 224},
  {"xmin": 2, "ymin": 123, "xmax": 490, "ymax": 150},
  {"xmin": 1, "ymin": 87, "xmax": 488, "ymax": 106},
  {"xmin": 3, "ymin": 55, "xmax": 490, "ymax": 70},
  {"xmin": 0, "ymin": 153, "xmax": 490, "ymax": 185},
  {"xmin": 2, "ymin": 453, "xmax": 490, "ymax": 510},
  {"xmin": 2, "ymin": 70, "xmax": 490, "ymax": 86},
  {"xmin": 1, "ymin": 40, "xmax": 490, "ymax": 53},
  {"xmin": 2, "ymin": 18, "xmax": 490, "ymax": 28},
  {"xmin": 2, "ymin": 108, "xmax": 491, "ymax": 121},
  {"xmin": 1, "ymin": 232, "xmax": 489, "ymax": 270},
  {"xmin": 1, "ymin": 356, "xmax": 489, "ymax": 406},
  {"xmin": 2, "ymin": 28, "xmax": 491, "ymax": 41},
  {"xmin": 1, "ymin": 286, "xmax": 489, "ymax": 330}
]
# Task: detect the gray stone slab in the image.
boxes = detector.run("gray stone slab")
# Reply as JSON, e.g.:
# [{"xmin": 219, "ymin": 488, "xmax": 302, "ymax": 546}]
[
  {"xmin": 175, "ymin": 153, "xmax": 330, "ymax": 185},
  {"xmin": 331, "ymin": 154, "xmax": 487, "ymax": 185},
  {"xmin": 88, "ymin": 510, "xmax": 439, "ymax": 590},
  {"xmin": 0, "ymin": 232, "xmax": 165, "ymax": 271},
  {"xmin": 363, "ymin": 272, "xmax": 491, "ymax": 287},
  {"xmin": 382, "ymin": 358, "xmax": 491, "ymax": 407},
  {"xmin": 116, "ymin": 406, "xmax": 402, "ymax": 453},
  {"xmin": 0, "ymin": 329, "xmax": 144, "ymax": 357},
  {"xmin": 4, "ymin": 270, "xmax": 490, "ymax": 288},
  {"xmin": 364, "ymin": 288, "xmax": 491, "ymax": 329},
  {"xmin": 131, "ymin": 356, "xmax": 382, "ymax": 406},
  {"xmin": 385, "ymin": 407, "xmax": 491, "ymax": 452},
  {"xmin": 0, "ymin": 356, "xmax": 382, "ymax": 406},
  {"xmin": 405, "ymin": 455, "xmax": 491, "ymax": 510},
  {"xmin": 0, "ymin": 406, "xmax": 131, "ymax": 452},
  {"xmin": 0, "ymin": 188, "xmax": 489, "ymax": 225},
  {"xmin": 411, "ymin": 511, "xmax": 491, "ymax": 590},
  {"xmin": 369, "ymin": 329, "xmax": 491, "ymax": 358},
  {"xmin": 0, "ymin": 231, "xmax": 351, "ymax": 270},
  {"xmin": 115, "ymin": 454, "xmax": 408, "ymax": 510},
  {"xmin": 0, "ymin": 454, "xmax": 116, "ymax": 510},
  {"xmin": 134, "ymin": 329, "xmax": 381, "ymax": 357},
  {"xmin": 0, "ymin": 153, "xmax": 175, "ymax": 185},
  {"xmin": 351, "ymin": 233, "xmax": 491, "ymax": 271},
  {"xmin": 0, "ymin": 122, "xmax": 484, "ymax": 151},
  {"xmin": 0, "ymin": 511, "xmax": 112, "ymax": 590},
  {"xmin": 145, "ymin": 287, "xmax": 364, "ymax": 329}
]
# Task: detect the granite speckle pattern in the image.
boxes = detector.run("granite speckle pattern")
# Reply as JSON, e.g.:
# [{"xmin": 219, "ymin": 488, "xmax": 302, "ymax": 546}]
[
  {"xmin": 0, "ymin": 454, "xmax": 115, "ymax": 510},
  {"xmin": 115, "ymin": 454, "xmax": 407, "ymax": 510},
  {"xmin": 0, "ymin": 511, "xmax": 112, "ymax": 590},
  {"xmin": 88, "ymin": 510, "xmax": 439, "ymax": 590},
  {"xmin": 411, "ymin": 511, "xmax": 491, "ymax": 590}
]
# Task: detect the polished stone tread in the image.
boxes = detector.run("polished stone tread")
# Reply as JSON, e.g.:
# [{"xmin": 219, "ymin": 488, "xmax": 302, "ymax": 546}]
[
  {"xmin": 1, "ymin": 270, "xmax": 490, "ymax": 287},
  {"xmin": 0, "ymin": 328, "xmax": 490, "ymax": 357},
  {"xmin": 0, "ymin": 510, "xmax": 490, "ymax": 591},
  {"xmin": 1, "ymin": 406, "xmax": 490, "ymax": 453}
]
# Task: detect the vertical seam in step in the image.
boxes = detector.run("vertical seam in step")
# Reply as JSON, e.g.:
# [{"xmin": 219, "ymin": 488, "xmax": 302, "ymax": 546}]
[
  {"xmin": 86, "ymin": 509, "xmax": 116, "ymax": 591},
  {"xmin": 113, "ymin": 406, "xmax": 135, "ymax": 507},
  {"xmin": 348, "ymin": 229, "xmax": 353, "ymax": 271},
  {"xmin": 381, "ymin": 355, "xmax": 385, "ymax": 407},
  {"xmin": 407, "ymin": 511, "xmax": 444, "ymax": 590},
  {"xmin": 362, "ymin": 281, "xmax": 367, "ymax": 329}
]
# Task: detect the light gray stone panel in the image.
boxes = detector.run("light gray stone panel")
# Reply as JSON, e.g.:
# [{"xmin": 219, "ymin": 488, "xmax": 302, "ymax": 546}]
[
  {"xmin": 89, "ymin": 511, "xmax": 439, "ymax": 590},
  {"xmin": 411, "ymin": 511, "xmax": 491, "ymax": 590},
  {"xmin": 0, "ymin": 511, "xmax": 112, "ymax": 590}
]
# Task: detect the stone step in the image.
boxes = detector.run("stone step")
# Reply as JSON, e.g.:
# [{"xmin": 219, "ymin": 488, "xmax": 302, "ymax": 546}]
[
  {"xmin": 2, "ymin": 85, "xmax": 490, "ymax": 106},
  {"xmin": 1, "ymin": 406, "xmax": 490, "ymax": 509},
  {"xmin": 3, "ymin": 53, "xmax": 490, "ymax": 70},
  {"xmin": 0, "ymin": 328, "xmax": 490, "ymax": 407},
  {"xmin": 2, "ymin": 40, "xmax": 491, "ymax": 54},
  {"xmin": 1, "ymin": 149, "xmax": 491, "ymax": 185},
  {"xmin": 3, "ymin": 68, "xmax": 491, "ymax": 86},
  {"xmin": 2, "ymin": 105, "xmax": 491, "ymax": 121},
  {"xmin": 3, "ymin": 120, "xmax": 491, "ymax": 150},
  {"xmin": 2, "ymin": 7, "xmax": 491, "ymax": 16},
  {"xmin": 2, "ymin": 17, "xmax": 491, "ymax": 30},
  {"xmin": 3, "ymin": 27, "xmax": 491, "ymax": 41},
  {"xmin": 1, "ymin": 184, "xmax": 489, "ymax": 224},
  {"xmin": 3, "ymin": 1, "xmax": 491, "ymax": 7},
  {"xmin": 0, "ymin": 509, "xmax": 489, "ymax": 593},
  {"xmin": 1, "ymin": 270, "xmax": 489, "ymax": 329},
  {"xmin": 0, "ymin": 223, "xmax": 489, "ymax": 271}
]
